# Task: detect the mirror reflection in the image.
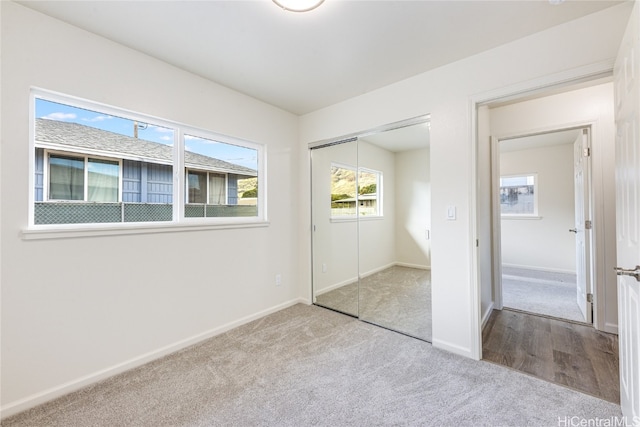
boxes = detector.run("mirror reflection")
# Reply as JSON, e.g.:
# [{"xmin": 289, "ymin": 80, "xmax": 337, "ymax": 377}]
[
  {"xmin": 311, "ymin": 119, "xmax": 432, "ymax": 341},
  {"xmin": 312, "ymin": 140, "xmax": 359, "ymax": 316}
]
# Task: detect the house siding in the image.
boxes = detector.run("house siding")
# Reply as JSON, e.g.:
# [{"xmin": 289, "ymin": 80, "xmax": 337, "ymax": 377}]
[
  {"xmin": 122, "ymin": 159, "xmax": 142, "ymax": 203},
  {"xmin": 147, "ymin": 163, "xmax": 173, "ymax": 204},
  {"xmin": 228, "ymin": 174, "xmax": 238, "ymax": 205},
  {"xmin": 35, "ymin": 148, "xmax": 44, "ymax": 202}
]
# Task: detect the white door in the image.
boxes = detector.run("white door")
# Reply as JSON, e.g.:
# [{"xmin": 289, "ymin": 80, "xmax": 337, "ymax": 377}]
[
  {"xmin": 614, "ymin": 1, "xmax": 640, "ymax": 421},
  {"xmin": 573, "ymin": 130, "xmax": 592, "ymax": 323}
]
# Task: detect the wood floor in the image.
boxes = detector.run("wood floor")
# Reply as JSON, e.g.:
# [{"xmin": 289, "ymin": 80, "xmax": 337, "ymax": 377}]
[{"xmin": 482, "ymin": 309, "xmax": 620, "ymax": 403}]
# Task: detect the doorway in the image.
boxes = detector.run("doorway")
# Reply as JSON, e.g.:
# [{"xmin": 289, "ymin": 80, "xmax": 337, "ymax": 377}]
[
  {"xmin": 479, "ymin": 77, "xmax": 621, "ymax": 403},
  {"xmin": 496, "ymin": 127, "xmax": 592, "ymax": 324}
]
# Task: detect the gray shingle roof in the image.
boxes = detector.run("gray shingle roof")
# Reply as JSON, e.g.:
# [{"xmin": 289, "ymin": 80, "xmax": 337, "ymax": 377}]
[{"xmin": 35, "ymin": 118, "xmax": 257, "ymax": 176}]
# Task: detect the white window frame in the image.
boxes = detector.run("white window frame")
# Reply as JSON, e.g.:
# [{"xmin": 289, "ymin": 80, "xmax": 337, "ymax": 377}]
[
  {"xmin": 499, "ymin": 173, "xmax": 539, "ymax": 219},
  {"xmin": 26, "ymin": 88, "xmax": 267, "ymax": 238},
  {"xmin": 329, "ymin": 163, "xmax": 383, "ymax": 220},
  {"xmin": 358, "ymin": 167, "xmax": 383, "ymax": 218},
  {"xmin": 185, "ymin": 168, "xmax": 229, "ymax": 205},
  {"xmin": 44, "ymin": 149, "xmax": 123, "ymax": 203}
]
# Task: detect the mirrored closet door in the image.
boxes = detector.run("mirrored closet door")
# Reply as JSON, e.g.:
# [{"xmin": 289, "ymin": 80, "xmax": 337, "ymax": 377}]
[{"xmin": 311, "ymin": 117, "xmax": 432, "ymax": 341}]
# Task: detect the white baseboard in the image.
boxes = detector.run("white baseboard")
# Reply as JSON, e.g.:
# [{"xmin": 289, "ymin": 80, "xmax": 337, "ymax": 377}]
[
  {"xmin": 481, "ymin": 301, "xmax": 495, "ymax": 330},
  {"xmin": 359, "ymin": 262, "xmax": 396, "ymax": 279},
  {"xmin": 315, "ymin": 262, "xmax": 430, "ymax": 296},
  {"xmin": 394, "ymin": 262, "xmax": 430, "ymax": 270},
  {"xmin": 314, "ymin": 277, "xmax": 358, "ymax": 296},
  {"xmin": 603, "ymin": 322, "xmax": 618, "ymax": 335},
  {"xmin": 432, "ymin": 338, "xmax": 474, "ymax": 359},
  {"xmin": 502, "ymin": 263, "xmax": 575, "ymax": 275},
  {"xmin": 0, "ymin": 298, "xmax": 306, "ymax": 420}
]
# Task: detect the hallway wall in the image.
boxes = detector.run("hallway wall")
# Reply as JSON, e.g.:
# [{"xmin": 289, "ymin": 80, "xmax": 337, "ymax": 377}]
[
  {"xmin": 490, "ymin": 82, "xmax": 618, "ymax": 333},
  {"xmin": 500, "ymin": 142, "xmax": 576, "ymax": 273}
]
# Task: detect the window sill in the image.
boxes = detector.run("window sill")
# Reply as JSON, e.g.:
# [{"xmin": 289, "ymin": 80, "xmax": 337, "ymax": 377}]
[
  {"xmin": 21, "ymin": 220, "xmax": 270, "ymax": 241},
  {"xmin": 501, "ymin": 215, "xmax": 542, "ymax": 220}
]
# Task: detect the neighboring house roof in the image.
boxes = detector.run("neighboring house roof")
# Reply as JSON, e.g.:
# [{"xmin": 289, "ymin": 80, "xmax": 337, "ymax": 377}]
[
  {"xmin": 334, "ymin": 194, "xmax": 377, "ymax": 203},
  {"xmin": 35, "ymin": 118, "xmax": 257, "ymax": 177}
]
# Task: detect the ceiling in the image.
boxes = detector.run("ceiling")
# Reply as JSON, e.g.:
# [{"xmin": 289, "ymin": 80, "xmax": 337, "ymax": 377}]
[
  {"xmin": 500, "ymin": 128, "xmax": 581, "ymax": 152},
  {"xmin": 360, "ymin": 121, "xmax": 431, "ymax": 152},
  {"xmin": 20, "ymin": 0, "xmax": 625, "ymax": 115}
]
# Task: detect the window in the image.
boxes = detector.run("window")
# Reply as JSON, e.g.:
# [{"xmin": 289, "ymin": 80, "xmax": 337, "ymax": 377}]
[
  {"xmin": 49, "ymin": 154, "xmax": 120, "ymax": 202},
  {"xmin": 184, "ymin": 134, "xmax": 258, "ymax": 218},
  {"xmin": 358, "ymin": 168, "xmax": 382, "ymax": 217},
  {"xmin": 330, "ymin": 164, "xmax": 382, "ymax": 218},
  {"xmin": 500, "ymin": 174, "xmax": 538, "ymax": 216},
  {"xmin": 31, "ymin": 90, "xmax": 265, "ymax": 229}
]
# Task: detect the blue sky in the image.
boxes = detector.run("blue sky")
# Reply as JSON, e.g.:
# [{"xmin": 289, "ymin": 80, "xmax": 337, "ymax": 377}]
[{"xmin": 36, "ymin": 99, "xmax": 257, "ymax": 170}]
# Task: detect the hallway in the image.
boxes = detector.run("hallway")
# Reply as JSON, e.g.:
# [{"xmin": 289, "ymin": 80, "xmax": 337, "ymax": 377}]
[{"xmin": 482, "ymin": 309, "xmax": 619, "ymax": 403}]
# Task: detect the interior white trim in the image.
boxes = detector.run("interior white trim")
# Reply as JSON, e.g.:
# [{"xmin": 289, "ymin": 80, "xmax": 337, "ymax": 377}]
[
  {"xmin": 21, "ymin": 221, "xmax": 270, "ymax": 241},
  {"xmin": 470, "ymin": 60, "xmax": 616, "ymax": 361},
  {"xmin": 395, "ymin": 262, "xmax": 431, "ymax": 270},
  {"xmin": 481, "ymin": 301, "xmax": 495, "ymax": 330},
  {"xmin": 0, "ymin": 297, "xmax": 307, "ymax": 419},
  {"xmin": 502, "ymin": 263, "xmax": 576, "ymax": 275},
  {"xmin": 432, "ymin": 338, "xmax": 473, "ymax": 359},
  {"xmin": 314, "ymin": 277, "xmax": 358, "ymax": 296}
]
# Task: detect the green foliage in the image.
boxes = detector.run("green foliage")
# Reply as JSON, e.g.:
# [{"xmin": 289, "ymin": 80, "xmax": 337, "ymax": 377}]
[
  {"xmin": 359, "ymin": 184, "xmax": 376, "ymax": 195},
  {"xmin": 331, "ymin": 193, "xmax": 351, "ymax": 202},
  {"xmin": 242, "ymin": 188, "xmax": 258, "ymax": 198}
]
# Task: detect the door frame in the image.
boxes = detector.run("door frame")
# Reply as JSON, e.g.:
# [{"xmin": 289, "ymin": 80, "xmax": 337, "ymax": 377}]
[
  {"xmin": 469, "ymin": 60, "xmax": 615, "ymax": 359},
  {"xmin": 490, "ymin": 125, "xmax": 595, "ymax": 324}
]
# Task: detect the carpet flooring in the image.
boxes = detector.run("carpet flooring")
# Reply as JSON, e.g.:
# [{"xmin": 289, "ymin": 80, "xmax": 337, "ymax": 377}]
[
  {"xmin": 502, "ymin": 266, "xmax": 585, "ymax": 322},
  {"xmin": 314, "ymin": 266, "xmax": 431, "ymax": 341},
  {"xmin": 3, "ymin": 304, "xmax": 621, "ymax": 427}
]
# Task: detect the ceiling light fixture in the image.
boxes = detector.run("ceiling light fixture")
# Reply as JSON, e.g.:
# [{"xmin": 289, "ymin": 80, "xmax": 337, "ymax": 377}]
[{"xmin": 273, "ymin": 0, "xmax": 325, "ymax": 13}]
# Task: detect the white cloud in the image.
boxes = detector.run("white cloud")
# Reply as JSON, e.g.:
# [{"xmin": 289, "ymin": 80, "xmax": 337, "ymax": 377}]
[
  {"xmin": 149, "ymin": 125, "xmax": 173, "ymax": 133},
  {"xmin": 41, "ymin": 112, "xmax": 77, "ymax": 121},
  {"xmin": 161, "ymin": 136, "xmax": 171, "ymax": 141},
  {"xmin": 82, "ymin": 115, "xmax": 113, "ymax": 122}
]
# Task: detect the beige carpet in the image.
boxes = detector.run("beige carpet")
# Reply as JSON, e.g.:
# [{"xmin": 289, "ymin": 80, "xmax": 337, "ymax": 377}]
[
  {"xmin": 502, "ymin": 266, "xmax": 585, "ymax": 322},
  {"xmin": 315, "ymin": 266, "xmax": 432, "ymax": 341},
  {"xmin": 3, "ymin": 304, "xmax": 621, "ymax": 426}
]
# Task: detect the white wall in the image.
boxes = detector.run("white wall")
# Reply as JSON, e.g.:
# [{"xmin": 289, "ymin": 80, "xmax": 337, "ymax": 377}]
[
  {"xmin": 500, "ymin": 143, "xmax": 576, "ymax": 273},
  {"xmin": 358, "ymin": 141, "xmax": 396, "ymax": 276},
  {"xmin": 299, "ymin": 4, "xmax": 631, "ymax": 357},
  {"xmin": 1, "ymin": 2, "xmax": 300, "ymax": 416},
  {"xmin": 310, "ymin": 140, "xmax": 396, "ymax": 294},
  {"xmin": 490, "ymin": 82, "xmax": 618, "ymax": 333},
  {"xmin": 395, "ymin": 147, "xmax": 430, "ymax": 268},
  {"xmin": 310, "ymin": 142, "xmax": 359, "ymax": 293}
]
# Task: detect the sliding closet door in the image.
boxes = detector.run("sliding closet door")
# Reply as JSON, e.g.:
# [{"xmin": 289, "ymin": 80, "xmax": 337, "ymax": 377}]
[
  {"xmin": 357, "ymin": 124, "xmax": 432, "ymax": 341},
  {"xmin": 311, "ymin": 139, "xmax": 359, "ymax": 316}
]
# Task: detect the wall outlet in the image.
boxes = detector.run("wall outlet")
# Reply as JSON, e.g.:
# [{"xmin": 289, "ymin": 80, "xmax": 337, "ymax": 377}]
[{"xmin": 275, "ymin": 274, "xmax": 282, "ymax": 286}]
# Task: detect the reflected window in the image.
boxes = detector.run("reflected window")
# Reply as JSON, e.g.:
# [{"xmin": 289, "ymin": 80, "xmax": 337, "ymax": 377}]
[
  {"xmin": 330, "ymin": 164, "xmax": 383, "ymax": 218},
  {"xmin": 358, "ymin": 168, "xmax": 382, "ymax": 217},
  {"xmin": 500, "ymin": 174, "xmax": 537, "ymax": 216}
]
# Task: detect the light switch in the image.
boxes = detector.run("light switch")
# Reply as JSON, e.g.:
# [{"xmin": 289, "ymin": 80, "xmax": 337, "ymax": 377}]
[{"xmin": 447, "ymin": 206, "xmax": 456, "ymax": 220}]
